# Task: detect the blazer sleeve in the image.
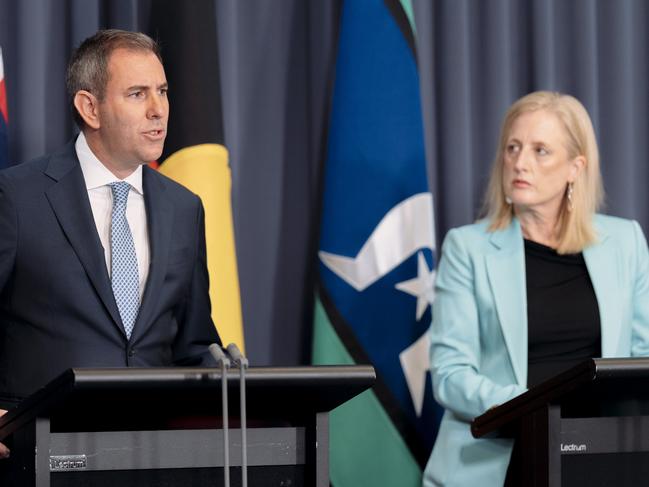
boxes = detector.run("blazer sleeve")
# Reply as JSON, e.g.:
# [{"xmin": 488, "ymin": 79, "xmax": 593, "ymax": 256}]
[
  {"xmin": 172, "ymin": 199, "xmax": 222, "ymax": 365},
  {"xmin": 0, "ymin": 176, "xmax": 17, "ymax": 295},
  {"xmin": 629, "ymin": 220, "xmax": 649, "ymax": 357},
  {"xmin": 429, "ymin": 228, "xmax": 525, "ymax": 421}
]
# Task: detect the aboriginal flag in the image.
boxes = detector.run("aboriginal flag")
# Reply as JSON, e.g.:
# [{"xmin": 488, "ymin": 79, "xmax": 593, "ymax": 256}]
[{"xmin": 148, "ymin": 0, "xmax": 243, "ymax": 349}]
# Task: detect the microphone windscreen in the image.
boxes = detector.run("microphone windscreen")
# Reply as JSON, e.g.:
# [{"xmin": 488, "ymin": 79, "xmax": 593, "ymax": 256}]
[
  {"xmin": 209, "ymin": 343, "xmax": 230, "ymax": 366},
  {"xmin": 226, "ymin": 343, "xmax": 248, "ymax": 367}
]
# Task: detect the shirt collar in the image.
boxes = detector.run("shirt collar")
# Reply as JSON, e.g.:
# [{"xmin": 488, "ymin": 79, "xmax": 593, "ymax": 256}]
[{"xmin": 75, "ymin": 131, "xmax": 144, "ymax": 195}]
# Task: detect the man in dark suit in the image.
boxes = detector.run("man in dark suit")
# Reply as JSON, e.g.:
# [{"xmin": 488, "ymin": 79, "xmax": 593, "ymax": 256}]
[{"xmin": 0, "ymin": 30, "xmax": 221, "ymax": 456}]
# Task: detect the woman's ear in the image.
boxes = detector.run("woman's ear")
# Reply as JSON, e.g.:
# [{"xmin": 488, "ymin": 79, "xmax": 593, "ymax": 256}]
[{"xmin": 569, "ymin": 155, "xmax": 586, "ymax": 182}]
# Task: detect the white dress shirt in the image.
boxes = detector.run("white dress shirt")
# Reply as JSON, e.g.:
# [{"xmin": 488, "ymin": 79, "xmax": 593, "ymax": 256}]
[{"xmin": 75, "ymin": 132, "xmax": 150, "ymax": 299}]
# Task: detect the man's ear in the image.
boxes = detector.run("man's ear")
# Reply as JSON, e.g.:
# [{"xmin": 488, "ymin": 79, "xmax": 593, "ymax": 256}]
[{"xmin": 73, "ymin": 90, "xmax": 101, "ymax": 129}]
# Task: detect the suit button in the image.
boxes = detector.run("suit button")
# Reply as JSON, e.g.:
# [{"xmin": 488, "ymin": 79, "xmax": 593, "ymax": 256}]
[{"xmin": 128, "ymin": 349, "xmax": 136, "ymax": 357}]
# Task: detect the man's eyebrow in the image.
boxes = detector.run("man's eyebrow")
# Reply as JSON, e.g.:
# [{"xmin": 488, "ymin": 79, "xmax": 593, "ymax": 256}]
[
  {"xmin": 125, "ymin": 82, "xmax": 168, "ymax": 92},
  {"xmin": 126, "ymin": 85, "xmax": 149, "ymax": 92}
]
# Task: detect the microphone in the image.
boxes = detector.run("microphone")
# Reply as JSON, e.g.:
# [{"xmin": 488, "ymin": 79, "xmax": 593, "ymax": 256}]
[
  {"xmin": 226, "ymin": 342, "xmax": 249, "ymax": 368},
  {"xmin": 226, "ymin": 343, "xmax": 248, "ymax": 487},
  {"xmin": 208, "ymin": 344, "xmax": 231, "ymax": 487}
]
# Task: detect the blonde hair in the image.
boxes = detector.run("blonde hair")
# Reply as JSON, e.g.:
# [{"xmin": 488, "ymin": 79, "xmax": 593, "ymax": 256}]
[{"xmin": 482, "ymin": 91, "xmax": 604, "ymax": 254}]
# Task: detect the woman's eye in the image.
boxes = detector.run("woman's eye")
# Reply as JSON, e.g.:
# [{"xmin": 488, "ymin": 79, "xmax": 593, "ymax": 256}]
[{"xmin": 537, "ymin": 147, "xmax": 548, "ymax": 156}]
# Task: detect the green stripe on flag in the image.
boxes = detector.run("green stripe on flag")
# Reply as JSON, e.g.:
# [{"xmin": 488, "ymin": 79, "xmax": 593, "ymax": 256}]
[
  {"xmin": 313, "ymin": 296, "xmax": 422, "ymax": 486},
  {"xmin": 398, "ymin": 0, "xmax": 416, "ymax": 33}
]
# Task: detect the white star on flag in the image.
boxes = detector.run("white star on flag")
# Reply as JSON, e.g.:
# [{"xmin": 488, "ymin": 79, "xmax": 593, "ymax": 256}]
[
  {"xmin": 395, "ymin": 250, "xmax": 435, "ymax": 320},
  {"xmin": 395, "ymin": 250, "xmax": 436, "ymax": 416},
  {"xmin": 399, "ymin": 332, "xmax": 431, "ymax": 417}
]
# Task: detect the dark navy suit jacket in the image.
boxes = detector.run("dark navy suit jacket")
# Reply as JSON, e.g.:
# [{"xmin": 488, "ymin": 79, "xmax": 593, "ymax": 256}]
[{"xmin": 0, "ymin": 141, "xmax": 221, "ymax": 407}]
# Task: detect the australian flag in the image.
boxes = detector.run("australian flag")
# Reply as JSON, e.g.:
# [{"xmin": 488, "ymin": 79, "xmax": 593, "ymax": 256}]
[{"xmin": 0, "ymin": 47, "xmax": 8, "ymax": 169}]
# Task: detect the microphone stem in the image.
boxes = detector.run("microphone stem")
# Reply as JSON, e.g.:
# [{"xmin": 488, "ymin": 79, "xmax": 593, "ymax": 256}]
[
  {"xmin": 221, "ymin": 359, "xmax": 230, "ymax": 487},
  {"xmin": 240, "ymin": 364, "xmax": 247, "ymax": 487},
  {"xmin": 208, "ymin": 344, "xmax": 231, "ymax": 487}
]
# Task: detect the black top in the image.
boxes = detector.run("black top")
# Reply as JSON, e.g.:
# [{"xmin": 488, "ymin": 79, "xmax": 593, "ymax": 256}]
[{"xmin": 525, "ymin": 239, "xmax": 601, "ymax": 388}]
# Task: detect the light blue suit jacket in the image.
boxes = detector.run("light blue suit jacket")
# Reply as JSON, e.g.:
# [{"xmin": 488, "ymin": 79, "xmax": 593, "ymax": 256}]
[{"xmin": 423, "ymin": 214, "xmax": 649, "ymax": 487}]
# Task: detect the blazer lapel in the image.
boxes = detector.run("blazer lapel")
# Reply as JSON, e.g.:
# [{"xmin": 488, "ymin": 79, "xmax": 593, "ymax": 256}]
[
  {"xmin": 44, "ymin": 145, "xmax": 124, "ymax": 331},
  {"xmin": 583, "ymin": 222, "xmax": 620, "ymax": 357},
  {"xmin": 131, "ymin": 168, "xmax": 173, "ymax": 341},
  {"xmin": 485, "ymin": 220, "xmax": 528, "ymax": 387}
]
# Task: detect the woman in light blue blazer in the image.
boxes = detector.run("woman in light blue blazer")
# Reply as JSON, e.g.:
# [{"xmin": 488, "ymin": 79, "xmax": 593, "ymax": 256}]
[{"xmin": 423, "ymin": 91, "xmax": 649, "ymax": 486}]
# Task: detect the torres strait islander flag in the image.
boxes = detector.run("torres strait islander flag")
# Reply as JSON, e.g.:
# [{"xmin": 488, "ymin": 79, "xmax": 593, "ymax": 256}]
[
  {"xmin": 0, "ymin": 47, "xmax": 8, "ymax": 169},
  {"xmin": 313, "ymin": 0, "xmax": 443, "ymax": 485},
  {"xmin": 148, "ymin": 0, "xmax": 244, "ymax": 349}
]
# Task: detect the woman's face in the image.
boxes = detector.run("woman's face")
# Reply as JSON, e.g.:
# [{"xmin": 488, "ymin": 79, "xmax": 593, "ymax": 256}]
[{"xmin": 502, "ymin": 109, "xmax": 583, "ymax": 219}]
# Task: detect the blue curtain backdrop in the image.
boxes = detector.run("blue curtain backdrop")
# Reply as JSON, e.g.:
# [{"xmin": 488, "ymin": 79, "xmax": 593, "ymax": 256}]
[
  {"xmin": 2, "ymin": 0, "xmax": 649, "ymax": 365},
  {"xmin": 413, "ymin": 0, "xmax": 649, "ymax": 234}
]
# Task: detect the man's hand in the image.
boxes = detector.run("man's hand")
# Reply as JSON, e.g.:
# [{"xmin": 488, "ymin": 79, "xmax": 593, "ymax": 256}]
[{"xmin": 0, "ymin": 409, "xmax": 8, "ymax": 458}]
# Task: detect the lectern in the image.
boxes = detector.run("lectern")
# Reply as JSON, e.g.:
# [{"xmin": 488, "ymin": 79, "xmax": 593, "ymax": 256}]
[
  {"xmin": 0, "ymin": 365, "xmax": 375, "ymax": 487},
  {"xmin": 472, "ymin": 358, "xmax": 649, "ymax": 486}
]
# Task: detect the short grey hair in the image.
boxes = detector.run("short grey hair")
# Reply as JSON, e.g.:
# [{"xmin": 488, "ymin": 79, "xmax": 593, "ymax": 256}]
[{"xmin": 66, "ymin": 29, "xmax": 162, "ymax": 127}]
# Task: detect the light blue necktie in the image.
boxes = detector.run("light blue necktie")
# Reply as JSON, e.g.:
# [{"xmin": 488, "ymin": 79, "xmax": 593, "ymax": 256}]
[{"xmin": 109, "ymin": 182, "xmax": 139, "ymax": 339}]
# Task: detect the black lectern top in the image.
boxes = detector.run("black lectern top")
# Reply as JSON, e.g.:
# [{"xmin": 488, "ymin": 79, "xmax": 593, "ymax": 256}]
[
  {"xmin": 0, "ymin": 365, "xmax": 376, "ymax": 439},
  {"xmin": 472, "ymin": 358, "xmax": 649, "ymax": 439}
]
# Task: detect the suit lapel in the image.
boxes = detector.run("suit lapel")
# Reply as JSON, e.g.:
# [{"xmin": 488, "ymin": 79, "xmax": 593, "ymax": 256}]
[
  {"xmin": 485, "ymin": 220, "xmax": 528, "ymax": 387},
  {"xmin": 131, "ymin": 167, "xmax": 174, "ymax": 341},
  {"xmin": 583, "ymin": 222, "xmax": 619, "ymax": 357},
  {"xmin": 43, "ymin": 144, "xmax": 124, "ymax": 331}
]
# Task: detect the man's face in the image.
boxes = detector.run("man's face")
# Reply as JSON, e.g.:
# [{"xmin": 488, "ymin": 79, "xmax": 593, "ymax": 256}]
[{"xmin": 94, "ymin": 48, "xmax": 169, "ymax": 172}]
